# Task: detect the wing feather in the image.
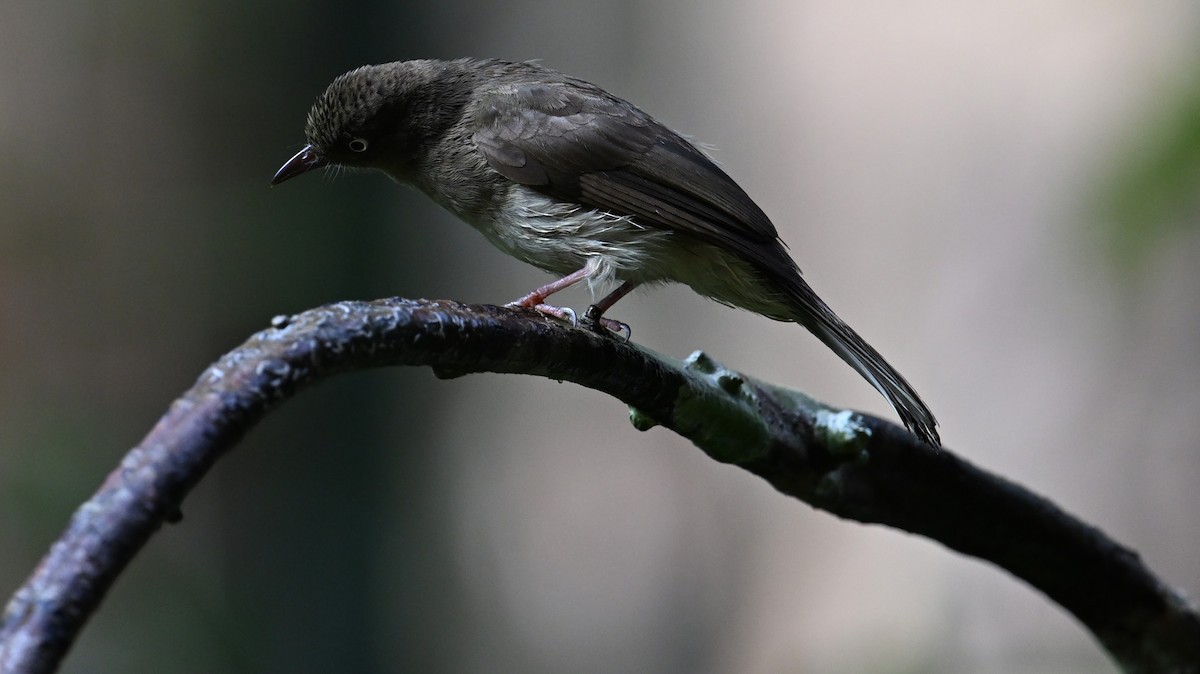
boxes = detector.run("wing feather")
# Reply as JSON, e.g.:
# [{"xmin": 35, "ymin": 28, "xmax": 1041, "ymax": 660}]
[{"xmin": 471, "ymin": 81, "xmax": 787, "ymax": 269}]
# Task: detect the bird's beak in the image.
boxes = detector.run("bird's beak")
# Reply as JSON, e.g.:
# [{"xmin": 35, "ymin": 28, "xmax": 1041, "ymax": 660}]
[{"xmin": 271, "ymin": 145, "xmax": 327, "ymax": 186}]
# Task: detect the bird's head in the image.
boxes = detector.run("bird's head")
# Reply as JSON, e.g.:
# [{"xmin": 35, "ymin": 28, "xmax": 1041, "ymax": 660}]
[{"xmin": 272, "ymin": 61, "xmax": 452, "ymax": 186}]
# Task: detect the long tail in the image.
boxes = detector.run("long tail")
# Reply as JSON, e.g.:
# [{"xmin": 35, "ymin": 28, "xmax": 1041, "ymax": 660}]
[{"xmin": 785, "ymin": 277, "xmax": 940, "ymax": 446}]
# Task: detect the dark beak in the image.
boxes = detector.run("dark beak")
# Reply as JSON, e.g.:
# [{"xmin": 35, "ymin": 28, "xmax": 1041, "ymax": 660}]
[{"xmin": 271, "ymin": 145, "xmax": 327, "ymax": 186}]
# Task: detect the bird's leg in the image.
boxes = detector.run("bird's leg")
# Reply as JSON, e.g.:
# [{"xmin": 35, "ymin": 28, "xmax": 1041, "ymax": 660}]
[
  {"xmin": 582, "ymin": 281, "xmax": 637, "ymax": 339},
  {"xmin": 505, "ymin": 269, "xmax": 634, "ymax": 338},
  {"xmin": 508, "ymin": 268, "xmax": 591, "ymax": 307},
  {"xmin": 505, "ymin": 267, "xmax": 593, "ymax": 326}
]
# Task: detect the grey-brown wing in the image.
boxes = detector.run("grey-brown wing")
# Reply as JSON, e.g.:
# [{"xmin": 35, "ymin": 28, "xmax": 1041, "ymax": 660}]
[{"xmin": 471, "ymin": 81, "xmax": 789, "ymax": 267}]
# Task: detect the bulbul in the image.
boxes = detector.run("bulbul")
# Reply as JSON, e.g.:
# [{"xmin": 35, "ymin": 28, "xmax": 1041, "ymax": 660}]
[{"xmin": 272, "ymin": 58, "xmax": 940, "ymax": 446}]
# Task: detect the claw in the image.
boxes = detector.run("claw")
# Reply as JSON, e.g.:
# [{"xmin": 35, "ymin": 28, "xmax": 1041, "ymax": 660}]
[
  {"xmin": 580, "ymin": 305, "xmax": 632, "ymax": 340},
  {"xmin": 555, "ymin": 306, "xmax": 578, "ymax": 327},
  {"xmin": 611, "ymin": 320, "xmax": 631, "ymax": 342},
  {"xmin": 596, "ymin": 317, "xmax": 631, "ymax": 341},
  {"xmin": 514, "ymin": 302, "xmax": 579, "ymax": 327}
]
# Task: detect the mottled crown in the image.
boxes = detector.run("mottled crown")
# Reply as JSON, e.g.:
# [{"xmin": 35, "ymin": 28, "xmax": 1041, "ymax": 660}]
[
  {"xmin": 301, "ymin": 59, "xmax": 490, "ymax": 160},
  {"xmin": 303, "ymin": 64, "xmax": 398, "ymax": 152}
]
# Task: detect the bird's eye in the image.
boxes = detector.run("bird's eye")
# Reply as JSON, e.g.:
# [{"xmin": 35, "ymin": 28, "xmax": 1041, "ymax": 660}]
[{"xmin": 348, "ymin": 138, "xmax": 369, "ymax": 153}]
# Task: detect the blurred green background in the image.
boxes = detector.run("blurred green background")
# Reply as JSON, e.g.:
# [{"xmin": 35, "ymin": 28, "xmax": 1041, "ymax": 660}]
[{"xmin": 2, "ymin": 2, "xmax": 1199, "ymax": 673}]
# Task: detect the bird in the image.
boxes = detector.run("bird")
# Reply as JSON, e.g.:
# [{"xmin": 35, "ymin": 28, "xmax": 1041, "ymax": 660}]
[{"xmin": 271, "ymin": 58, "xmax": 940, "ymax": 446}]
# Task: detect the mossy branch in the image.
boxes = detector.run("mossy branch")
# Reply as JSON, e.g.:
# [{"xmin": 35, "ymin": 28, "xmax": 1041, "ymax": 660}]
[{"xmin": 1, "ymin": 298, "xmax": 1197, "ymax": 673}]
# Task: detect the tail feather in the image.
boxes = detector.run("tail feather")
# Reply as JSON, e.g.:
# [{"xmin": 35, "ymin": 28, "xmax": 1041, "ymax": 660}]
[{"xmin": 787, "ymin": 280, "xmax": 940, "ymax": 446}]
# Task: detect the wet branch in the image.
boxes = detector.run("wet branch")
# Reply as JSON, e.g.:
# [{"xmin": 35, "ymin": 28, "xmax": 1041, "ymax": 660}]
[{"xmin": 1, "ymin": 298, "xmax": 1197, "ymax": 673}]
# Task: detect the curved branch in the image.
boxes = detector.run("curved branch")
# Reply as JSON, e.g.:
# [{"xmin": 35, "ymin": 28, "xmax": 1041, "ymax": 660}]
[{"xmin": 1, "ymin": 298, "xmax": 1197, "ymax": 673}]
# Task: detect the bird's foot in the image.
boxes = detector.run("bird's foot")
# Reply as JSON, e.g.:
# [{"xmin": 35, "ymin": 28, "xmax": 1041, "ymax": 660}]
[
  {"xmin": 506, "ymin": 300, "xmax": 578, "ymax": 327},
  {"xmin": 503, "ymin": 299, "xmax": 630, "ymax": 340},
  {"xmin": 582, "ymin": 305, "xmax": 631, "ymax": 341}
]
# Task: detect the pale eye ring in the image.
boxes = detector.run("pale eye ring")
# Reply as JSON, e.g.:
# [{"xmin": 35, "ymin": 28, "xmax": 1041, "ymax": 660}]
[{"xmin": 348, "ymin": 138, "xmax": 369, "ymax": 153}]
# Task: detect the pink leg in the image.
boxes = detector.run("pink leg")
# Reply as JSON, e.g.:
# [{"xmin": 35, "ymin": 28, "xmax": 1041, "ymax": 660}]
[
  {"xmin": 505, "ymin": 268, "xmax": 636, "ymax": 338},
  {"xmin": 505, "ymin": 267, "xmax": 593, "ymax": 326},
  {"xmin": 507, "ymin": 267, "xmax": 592, "ymax": 308}
]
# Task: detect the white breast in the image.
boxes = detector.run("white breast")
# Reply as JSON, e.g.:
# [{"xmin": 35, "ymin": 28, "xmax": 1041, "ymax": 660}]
[
  {"xmin": 439, "ymin": 184, "xmax": 785, "ymax": 318},
  {"xmin": 466, "ymin": 186, "xmax": 675, "ymax": 292}
]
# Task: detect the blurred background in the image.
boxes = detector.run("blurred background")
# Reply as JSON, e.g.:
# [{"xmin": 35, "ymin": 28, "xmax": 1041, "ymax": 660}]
[{"xmin": 2, "ymin": 2, "xmax": 1199, "ymax": 672}]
